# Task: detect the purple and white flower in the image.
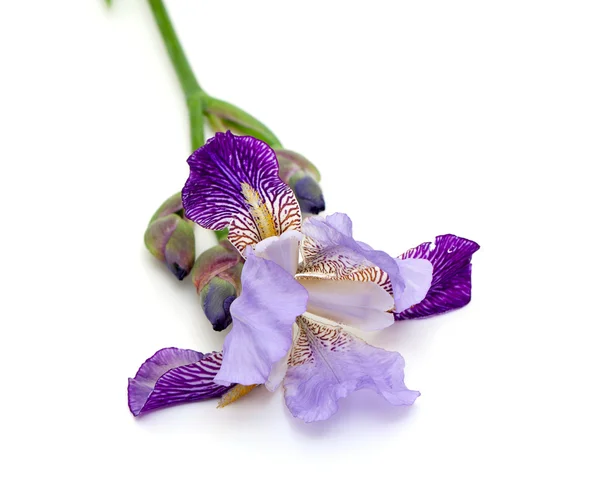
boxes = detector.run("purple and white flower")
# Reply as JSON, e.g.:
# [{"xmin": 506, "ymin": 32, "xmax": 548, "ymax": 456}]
[{"xmin": 127, "ymin": 132, "xmax": 479, "ymax": 422}]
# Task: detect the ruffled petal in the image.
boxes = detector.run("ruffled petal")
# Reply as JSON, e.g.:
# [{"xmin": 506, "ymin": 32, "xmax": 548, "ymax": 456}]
[
  {"xmin": 299, "ymin": 213, "xmax": 413, "ymax": 312},
  {"xmin": 128, "ymin": 348, "xmax": 232, "ymax": 416},
  {"xmin": 395, "ymin": 234, "xmax": 480, "ymax": 319},
  {"xmin": 298, "ymin": 278, "xmax": 394, "ymax": 331},
  {"xmin": 284, "ymin": 316, "xmax": 420, "ymax": 423},
  {"xmin": 214, "ymin": 250, "xmax": 308, "ymax": 386},
  {"xmin": 183, "ymin": 132, "xmax": 302, "ymax": 254}
]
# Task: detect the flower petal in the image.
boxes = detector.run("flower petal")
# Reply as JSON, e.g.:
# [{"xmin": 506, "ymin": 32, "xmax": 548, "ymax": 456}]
[
  {"xmin": 299, "ymin": 213, "xmax": 412, "ymax": 312},
  {"xmin": 394, "ymin": 258, "xmax": 434, "ymax": 312},
  {"xmin": 128, "ymin": 348, "xmax": 231, "ymax": 416},
  {"xmin": 253, "ymin": 230, "xmax": 303, "ymax": 275},
  {"xmin": 183, "ymin": 132, "xmax": 302, "ymax": 255},
  {"xmin": 284, "ymin": 316, "xmax": 420, "ymax": 423},
  {"xmin": 214, "ymin": 250, "xmax": 309, "ymax": 386},
  {"xmin": 395, "ymin": 234, "xmax": 480, "ymax": 319},
  {"xmin": 298, "ymin": 278, "xmax": 394, "ymax": 331}
]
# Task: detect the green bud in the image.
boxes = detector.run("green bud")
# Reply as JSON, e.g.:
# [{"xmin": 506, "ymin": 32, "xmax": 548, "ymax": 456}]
[
  {"xmin": 275, "ymin": 149, "xmax": 325, "ymax": 215},
  {"xmin": 275, "ymin": 149, "xmax": 321, "ymax": 182},
  {"xmin": 149, "ymin": 192, "xmax": 185, "ymax": 223},
  {"xmin": 144, "ymin": 214, "xmax": 195, "ymax": 280},
  {"xmin": 203, "ymin": 97, "xmax": 281, "ymax": 148},
  {"xmin": 191, "ymin": 243, "xmax": 242, "ymax": 293}
]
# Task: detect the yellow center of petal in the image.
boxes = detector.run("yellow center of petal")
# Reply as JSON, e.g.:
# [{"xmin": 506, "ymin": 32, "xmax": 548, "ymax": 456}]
[{"xmin": 241, "ymin": 182, "xmax": 278, "ymax": 239}]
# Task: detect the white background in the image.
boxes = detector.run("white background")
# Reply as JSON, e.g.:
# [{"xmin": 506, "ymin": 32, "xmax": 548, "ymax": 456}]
[{"xmin": 1, "ymin": 1, "xmax": 599, "ymax": 493}]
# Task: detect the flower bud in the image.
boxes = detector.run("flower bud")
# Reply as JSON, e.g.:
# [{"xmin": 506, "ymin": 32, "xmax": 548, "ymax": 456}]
[
  {"xmin": 191, "ymin": 242, "xmax": 244, "ymax": 331},
  {"xmin": 144, "ymin": 214, "xmax": 196, "ymax": 280},
  {"xmin": 275, "ymin": 149, "xmax": 325, "ymax": 215},
  {"xmin": 200, "ymin": 277, "xmax": 237, "ymax": 331},
  {"xmin": 150, "ymin": 192, "xmax": 185, "ymax": 220},
  {"xmin": 203, "ymin": 97, "xmax": 280, "ymax": 148}
]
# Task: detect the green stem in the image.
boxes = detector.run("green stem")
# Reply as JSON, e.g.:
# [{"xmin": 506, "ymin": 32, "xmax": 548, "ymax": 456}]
[
  {"xmin": 147, "ymin": 0, "xmax": 201, "ymax": 99},
  {"xmin": 147, "ymin": 0, "xmax": 205, "ymax": 149}
]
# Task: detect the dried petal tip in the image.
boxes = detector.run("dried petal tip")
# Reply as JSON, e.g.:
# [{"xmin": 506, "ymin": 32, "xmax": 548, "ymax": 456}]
[
  {"xmin": 200, "ymin": 277, "xmax": 237, "ymax": 331},
  {"xmin": 275, "ymin": 149, "xmax": 325, "ymax": 215},
  {"xmin": 217, "ymin": 384, "xmax": 258, "ymax": 408},
  {"xmin": 144, "ymin": 214, "xmax": 195, "ymax": 280}
]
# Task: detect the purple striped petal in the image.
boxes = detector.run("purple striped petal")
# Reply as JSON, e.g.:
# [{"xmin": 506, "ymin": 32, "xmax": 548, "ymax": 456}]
[
  {"xmin": 214, "ymin": 249, "xmax": 309, "ymax": 386},
  {"xmin": 284, "ymin": 316, "xmax": 420, "ymax": 423},
  {"xmin": 395, "ymin": 234, "xmax": 480, "ymax": 320},
  {"xmin": 182, "ymin": 132, "xmax": 302, "ymax": 254},
  {"xmin": 128, "ymin": 347, "xmax": 232, "ymax": 416},
  {"xmin": 300, "ymin": 213, "xmax": 423, "ymax": 313}
]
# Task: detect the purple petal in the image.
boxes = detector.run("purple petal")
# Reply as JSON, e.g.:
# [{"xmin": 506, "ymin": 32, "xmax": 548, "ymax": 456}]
[
  {"xmin": 395, "ymin": 234, "xmax": 480, "ymax": 320},
  {"xmin": 182, "ymin": 132, "xmax": 302, "ymax": 254},
  {"xmin": 214, "ymin": 249, "xmax": 309, "ymax": 386},
  {"xmin": 284, "ymin": 316, "xmax": 420, "ymax": 423},
  {"xmin": 300, "ymin": 213, "xmax": 413, "ymax": 312},
  {"xmin": 128, "ymin": 348, "xmax": 232, "ymax": 416}
]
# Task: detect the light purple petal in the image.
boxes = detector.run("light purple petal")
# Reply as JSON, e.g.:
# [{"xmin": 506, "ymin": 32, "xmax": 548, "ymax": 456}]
[
  {"xmin": 128, "ymin": 348, "xmax": 232, "ymax": 416},
  {"xmin": 253, "ymin": 230, "xmax": 303, "ymax": 275},
  {"xmin": 214, "ymin": 250, "xmax": 309, "ymax": 386},
  {"xmin": 394, "ymin": 258, "xmax": 433, "ymax": 312},
  {"xmin": 284, "ymin": 316, "xmax": 420, "ymax": 423},
  {"xmin": 395, "ymin": 234, "xmax": 480, "ymax": 320},
  {"xmin": 300, "ymin": 213, "xmax": 409, "ymax": 312},
  {"xmin": 299, "ymin": 278, "xmax": 395, "ymax": 331},
  {"xmin": 182, "ymin": 132, "xmax": 302, "ymax": 254}
]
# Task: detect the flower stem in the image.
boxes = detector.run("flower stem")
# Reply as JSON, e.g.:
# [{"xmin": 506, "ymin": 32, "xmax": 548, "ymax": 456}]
[{"xmin": 146, "ymin": 0, "xmax": 205, "ymax": 148}]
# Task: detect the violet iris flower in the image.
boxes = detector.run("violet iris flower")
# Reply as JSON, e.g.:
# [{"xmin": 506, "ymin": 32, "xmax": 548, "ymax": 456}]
[{"xmin": 128, "ymin": 132, "xmax": 479, "ymax": 422}]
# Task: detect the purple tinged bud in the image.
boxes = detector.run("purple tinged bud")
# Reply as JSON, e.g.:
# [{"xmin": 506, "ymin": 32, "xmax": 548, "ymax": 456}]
[
  {"xmin": 144, "ymin": 214, "xmax": 195, "ymax": 280},
  {"xmin": 289, "ymin": 174, "xmax": 326, "ymax": 215},
  {"xmin": 200, "ymin": 277, "xmax": 237, "ymax": 331},
  {"xmin": 191, "ymin": 242, "xmax": 244, "ymax": 331},
  {"xmin": 275, "ymin": 149, "xmax": 325, "ymax": 215}
]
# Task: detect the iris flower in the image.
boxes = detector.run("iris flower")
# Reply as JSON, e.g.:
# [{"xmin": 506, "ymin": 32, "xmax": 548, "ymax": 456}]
[{"xmin": 128, "ymin": 132, "xmax": 479, "ymax": 422}]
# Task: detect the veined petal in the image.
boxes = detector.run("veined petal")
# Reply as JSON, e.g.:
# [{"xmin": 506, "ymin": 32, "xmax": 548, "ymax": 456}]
[
  {"xmin": 298, "ymin": 278, "xmax": 395, "ymax": 331},
  {"xmin": 128, "ymin": 348, "xmax": 231, "ymax": 417},
  {"xmin": 214, "ymin": 250, "xmax": 308, "ymax": 386},
  {"xmin": 183, "ymin": 132, "xmax": 302, "ymax": 255},
  {"xmin": 284, "ymin": 316, "xmax": 420, "ymax": 423},
  {"xmin": 395, "ymin": 234, "xmax": 480, "ymax": 319},
  {"xmin": 299, "ymin": 213, "xmax": 408, "ymax": 311}
]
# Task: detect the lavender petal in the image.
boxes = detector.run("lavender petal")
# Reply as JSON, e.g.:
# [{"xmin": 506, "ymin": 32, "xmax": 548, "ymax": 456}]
[
  {"xmin": 214, "ymin": 249, "xmax": 309, "ymax": 386},
  {"xmin": 300, "ymin": 213, "xmax": 429, "ymax": 313},
  {"xmin": 284, "ymin": 316, "xmax": 420, "ymax": 423}
]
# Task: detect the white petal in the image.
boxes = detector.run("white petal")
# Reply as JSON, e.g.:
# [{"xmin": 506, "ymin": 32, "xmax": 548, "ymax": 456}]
[
  {"xmin": 253, "ymin": 230, "xmax": 303, "ymax": 275},
  {"xmin": 394, "ymin": 258, "xmax": 433, "ymax": 312},
  {"xmin": 298, "ymin": 278, "xmax": 395, "ymax": 331},
  {"xmin": 265, "ymin": 349, "xmax": 291, "ymax": 392}
]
